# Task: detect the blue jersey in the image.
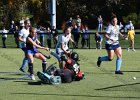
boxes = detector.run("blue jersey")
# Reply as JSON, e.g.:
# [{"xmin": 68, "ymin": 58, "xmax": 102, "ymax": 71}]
[{"xmin": 26, "ymin": 34, "xmax": 38, "ymax": 52}]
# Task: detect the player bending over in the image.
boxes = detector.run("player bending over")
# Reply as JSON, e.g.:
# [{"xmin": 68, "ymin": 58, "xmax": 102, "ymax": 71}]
[{"xmin": 56, "ymin": 26, "xmax": 75, "ymax": 69}]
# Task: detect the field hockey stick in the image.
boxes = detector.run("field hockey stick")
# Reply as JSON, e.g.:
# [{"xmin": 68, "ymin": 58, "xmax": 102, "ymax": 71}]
[
  {"xmin": 111, "ymin": 34, "xmax": 128, "ymax": 44},
  {"xmin": 48, "ymin": 49, "xmax": 61, "ymax": 61},
  {"xmin": 38, "ymin": 51, "xmax": 51, "ymax": 59}
]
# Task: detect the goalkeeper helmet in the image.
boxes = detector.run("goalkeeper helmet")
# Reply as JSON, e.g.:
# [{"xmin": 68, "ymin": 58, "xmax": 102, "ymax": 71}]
[{"xmin": 71, "ymin": 52, "xmax": 79, "ymax": 61}]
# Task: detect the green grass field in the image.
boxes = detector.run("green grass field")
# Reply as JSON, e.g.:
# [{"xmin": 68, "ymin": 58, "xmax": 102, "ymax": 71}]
[{"xmin": 0, "ymin": 48, "xmax": 140, "ymax": 100}]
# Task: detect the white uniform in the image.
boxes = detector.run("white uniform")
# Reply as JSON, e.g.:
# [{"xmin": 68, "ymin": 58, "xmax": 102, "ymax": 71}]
[
  {"xmin": 19, "ymin": 28, "xmax": 29, "ymax": 48},
  {"xmin": 56, "ymin": 33, "xmax": 71, "ymax": 56},
  {"xmin": 106, "ymin": 24, "xmax": 120, "ymax": 45}
]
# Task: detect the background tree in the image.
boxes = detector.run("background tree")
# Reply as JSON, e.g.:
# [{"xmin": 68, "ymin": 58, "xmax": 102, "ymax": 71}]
[{"xmin": 0, "ymin": 0, "xmax": 140, "ymax": 29}]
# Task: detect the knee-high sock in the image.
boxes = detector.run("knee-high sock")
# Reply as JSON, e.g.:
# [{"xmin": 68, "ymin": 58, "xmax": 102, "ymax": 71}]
[
  {"xmin": 21, "ymin": 58, "xmax": 28, "ymax": 70},
  {"xmin": 100, "ymin": 56, "xmax": 110, "ymax": 61},
  {"xmin": 116, "ymin": 58, "xmax": 122, "ymax": 71},
  {"xmin": 42, "ymin": 61, "xmax": 47, "ymax": 72},
  {"xmin": 28, "ymin": 62, "xmax": 33, "ymax": 74}
]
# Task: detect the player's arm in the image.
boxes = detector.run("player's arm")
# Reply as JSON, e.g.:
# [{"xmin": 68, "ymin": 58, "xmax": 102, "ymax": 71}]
[
  {"xmin": 18, "ymin": 35, "xmax": 25, "ymax": 42},
  {"xmin": 104, "ymin": 33, "xmax": 114, "ymax": 42},
  {"xmin": 119, "ymin": 32, "xmax": 127, "ymax": 39},
  {"xmin": 18, "ymin": 30, "xmax": 25, "ymax": 42},
  {"xmin": 27, "ymin": 37, "xmax": 49, "ymax": 51},
  {"xmin": 61, "ymin": 42, "xmax": 70, "ymax": 54},
  {"xmin": 105, "ymin": 25, "xmax": 114, "ymax": 42},
  {"xmin": 70, "ymin": 36, "xmax": 74, "ymax": 43},
  {"xmin": 36, "ymin": 39, "xmax": 41, "ymax": 45},
  {"xmin": 69, "ymin": 34, "xmax": 76, "ymax": 46}
]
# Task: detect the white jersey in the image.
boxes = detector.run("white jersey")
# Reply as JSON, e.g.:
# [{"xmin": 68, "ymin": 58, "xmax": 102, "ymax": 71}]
[
  {"xmin": 106, "ymin": 24, "xmax": 120, "ymax": 45},
  {"xmin": 56, "ymin": 33, "xmax": 71, "ymax": 53},
  {"xmin": 19, "ymin": 28, "xmax": 29, "ymax": 48}
]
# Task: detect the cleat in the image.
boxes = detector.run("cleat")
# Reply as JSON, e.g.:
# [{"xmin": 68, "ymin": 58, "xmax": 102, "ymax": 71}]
[
  {"xmin": 132, "ymin": 49, "xmax": 135, "ymax": 51},
  {"xmin": 19, "ymin": 68, "xmax": 25, "ymax": 73},
  {"xmin": 30, "ymin": 74, "xmax": 35, "ymax": 80},
  {"xmin": 115, "ymin": 71, "xmax": 123, "ymax": 75},
  {"xmin": 97, "ymin": 57, "xmax": 101, "ymax": 67}
]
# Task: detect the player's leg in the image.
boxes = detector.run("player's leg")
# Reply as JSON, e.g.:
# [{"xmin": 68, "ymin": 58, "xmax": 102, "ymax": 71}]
[
  {"xmin": 95, "ymin": 41, "xmax": 98, "ymax": 49},
  {"xmin": 98, "ymin": 24, "xmax": 100, "ymax": 32},
  {"xmin": 19, "ymin": 58, "xmax": 28, "ymax": 72},
  {"xmin": 2, "ymin": 37, "xmax": 6, "ymax": 48},
  {"xmin": 131, "ymin": 39, "xmax": 135, "ymax": 51},
  {"xmin": 34, "ymin": 53, "xmax": 47, "ymax": 72},
  {"xmin": 97, "ymin": 44, "xmax": 114, "ymax": 67},
  {"xmin": 127, "ymin": 40, "xmax": 131, "ymax": 51},
  {"xmin": 97, "ymin": 50, "xmax": 114, "ymax": 67},
  {"xmin": 100, "ymin": 24, "xmax": 103, "ymax": 33},
  {"xmin": 27, "ymin": 53, "xmax": 35, "ymax": 80},
  {"xmin": 99, "ymin": 41, "xmax": 102, "ymax": 50},
  {"xmin": 97, "ymin": 41, "xmax": 99, "ymax": 49},
  {"xmin": 114, "ymin": 47, "xmax": 123, "ymax": 74},
  {"xmin": 56, "ymin": 49, "xmax": 64, "ymax": 69},
  {"xmin": 19, "ymin": 49, "xmax": 28, "ymax": 72}
]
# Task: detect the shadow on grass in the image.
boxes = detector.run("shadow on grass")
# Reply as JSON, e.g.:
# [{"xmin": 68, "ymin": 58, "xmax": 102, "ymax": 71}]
[
  {"xmin": 95, "ymin": 82, "xmax": 140, "ymax": 91},
  {"xmin": 84, "ymin": 72, "xmax": 113, "ymax": 75},
  {"xmin": 122, "ymin": 71, "xmax": 140, "ymax": 73},
  {"xmin": 0, "ymin": 77, "xmax": 31, "ymax": 81},
  {"xmin": 28, "ymin": 81, "xmax": 42, "ymax": 85},
  {"xmin": 0, "ymin": 71, "xmax": 27, "ymax": 75},
  {"xmin": 11, "ymin": 92, "xmax": 140, "ymax": 99}
]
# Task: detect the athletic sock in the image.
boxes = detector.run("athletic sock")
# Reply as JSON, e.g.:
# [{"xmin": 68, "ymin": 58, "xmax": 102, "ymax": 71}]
[
  {"xmin": 21, "ymin": 58, "xmax": 28, "ymax": 70},
  {"xmin": 28, "ymin": 63, "xmax": 33, "ymax": 74},
  {"xmin": 42, "ymin": 61, "xmax": 47, "ymax": 73},
  {"xmin": 100, "ymin": 56, "xmax": 110, "ymax": 61},
  {"xmin": 116, "ymin": 58, "xmax": 122, "ymax": 71}
]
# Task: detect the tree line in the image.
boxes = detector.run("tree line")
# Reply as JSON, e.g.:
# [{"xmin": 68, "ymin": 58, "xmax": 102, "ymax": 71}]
[{"xmin": 0, "ymin": 0, "xmax": 140, "ymax": 29}]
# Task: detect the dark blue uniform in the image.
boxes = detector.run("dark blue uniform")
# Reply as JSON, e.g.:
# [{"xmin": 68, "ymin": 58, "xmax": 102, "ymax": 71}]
[{"xmin": 26, "ymin": 35, "xmax": 38, "ymax": 55}]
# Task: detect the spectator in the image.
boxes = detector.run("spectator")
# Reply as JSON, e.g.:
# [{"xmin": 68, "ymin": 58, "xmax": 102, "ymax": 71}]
[
  {"xmin": 67, "ymin": 17, "xmax": 73, "ymax": 28},
  {"xmin": 38, "ymin": 26, "xmax": 45, "ymax": 46},
  {"xmin": 76, "ymin": 15, "xmax": 81, "ymax": 30},
  {"xmin": 14, "ymin": 26, "xmax": 20, "ymax": 48},
  {"xmin": 46, "ymin": 27, "xmax": 52, "ymax": 48},
  {"xmin": 124, "ymin": 21, "xmax": 134, "ymax": 33},
  {"xmin": 76, "ymin": 15, "xmax": 81, "ymax": 42},
  {"xmin": 1, "ymin": 27, "xmax": 8, "ymax": 48},
  {"xmin": 76, "ymin": 15, "xmax": 81, "ymax": 45},
  {"xmin": 119, "ymin": 22, "xmax": 124, "ymax": 32},
  {"xmin": 51, "ymin": 26, "xmax": 58, "ymax": 47},
  {"xmin": 127, "ymin": 26, "xmax": 135, "ymax": 51},
  {"xmin": 19, "ymin": 17, "xmax": 25, "ymax": 30},
  {"xmin": 97, "ymin": 15, "xmax": 103, "ymax": 33},
  {"xmin": 95, "ymin": 32, "xmax": 102, "ymax": 50},
  {"xmin": 81, "ymin": 25, "xmax": 89, "ymax": 48},
  {"xmin": 84, "ymin": 26, "xmax": 90, "ymax": 48},
  {"xmin": 72, "ymin": 24, "xmax": 79, "ymax": 48},
  {"xmin": 9, "ymin": 20, "xmax": 16, "ymax": 34}
]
